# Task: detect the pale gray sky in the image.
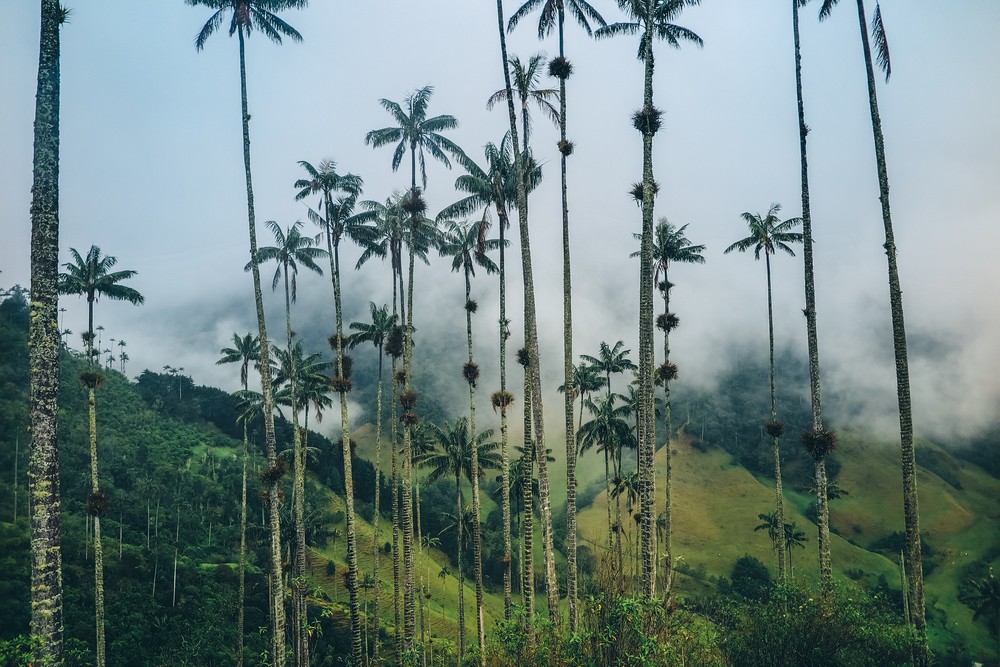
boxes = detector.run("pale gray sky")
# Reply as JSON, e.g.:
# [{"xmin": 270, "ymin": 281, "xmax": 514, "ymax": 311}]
[{"xmin": 1, "ymin": 1, "xmax": 998, "ymax": 442}]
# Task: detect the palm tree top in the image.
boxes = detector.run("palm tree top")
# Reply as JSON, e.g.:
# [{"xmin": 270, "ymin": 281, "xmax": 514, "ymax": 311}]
[
  {"xmin": 217, "ymin": 331, "xmax": 260, "ymax": 387},
  {"xmin": 724, "ymin": 203, "xmax": 803, "ymax": 260},
  {"xmin": 437, "ymin": 219, "xmax": 504, "ymax": 278},
  {"xmin": 819, "ymin": 0, "xmax": 892, "ymax": 81},
  {"xmin": 365, "ymin": 85, "xmax": 465, "ymax": 189},
  {"xmin": 348, "ymin": 302, "xmax": 396, "ymax": 352},
  {"xmin": 187, "ymin": 0, "xmax": 306, "ymax": 51},
  {"xmin": 415, "ymin": 417, "xmax": 501, "ymax": 486},
  {"xmin": 59, "ymin": 245, "xmax": 145, "ymax": 306},
  {"xmin": 294, "ymin": 159, "xmax": 364, "ymax": 205},
  {"xmin": 486, "ymin": 54, "xmax": 560, "ymax": 136},
  {"xmin": 580, "ymin": 340, "xmax": 637, "ymax": 377},
  {"xmin": 595, "ymin": 0, "xmax": 702, "ymax": 59},
  {"xmin": 507, "ymin": 0, "xmax": 607, "ymax": 38},
  {"xmin": 245, "ymin": 220, "xmax": 327, "ymax": 299}
]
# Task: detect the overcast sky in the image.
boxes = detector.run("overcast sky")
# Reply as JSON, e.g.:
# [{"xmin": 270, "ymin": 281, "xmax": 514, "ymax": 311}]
[{"xmin": 1, "ymin": 1, "xmax": 998, "ymax": 444}]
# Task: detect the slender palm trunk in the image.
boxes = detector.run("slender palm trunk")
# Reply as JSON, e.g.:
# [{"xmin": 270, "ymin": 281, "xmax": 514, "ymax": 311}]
[
  {"xmin": 87, "ymin": 387, "xmax": 107, "ymax": 667},
  {"xmin": 790, "ymin": 0, "xmax": 832, "ymax": 604},
  {"xmin": 390, "ymin": 273, "xmax": 402, "ymax": 654},
  {"xmin": 556, "ymin": 7, "xmax": 580, "ymax": 630},
  {"xmin": 464, "ymin": 271, "xmax": 486, "ymax": 663},
  {"xmin": 402, "ymin": 218, "xmax": 417, "ymax": 648},
  {"xmin": 661, "ymin": 280, "xmax": 673, "ymax": 593},
  {"xmin": 332, "ymin": 243, "xmax": 363, "ymax": 665},
  {"xmin": 521, "ymin": 366, "xmax": 536, "ymax": 637},
  {"xmin": 455, "ymin": 473, "xmax": 466, "ymax": 663},
  {"xmin": 282, "ymin": 264, "xmax": 309, "ymax": 667},
  {"xmin": 637, "ymin": 20, "xmax": 658, "ymax": 600},
  {"xmin": 372, "ymin": 362, "xmax": 383, "ymax": 665},
  {"xmin": 415, "ymin": 485, "xmax": 426, "ymax": 667},
  {"xmin": 238, "ymin": 412, "xmax": 248, "ymax": 667},
  {"xmin": 498, "ymin": 211, "xmax": 513, "ymax": 620},
  {"xmin": 495, "ymin": 0, "xmax": 558, "ymax": 622},
  {"xmin": 237, "ymin": 27, "xmax": 285, "ymax": 665},
  {"xmin": 852, "ymin": 2, "xmax": 924, "ymax": 651},
  {"xmin": 764, "ymin": 255, "xmax": 788, "ymax": 584}
]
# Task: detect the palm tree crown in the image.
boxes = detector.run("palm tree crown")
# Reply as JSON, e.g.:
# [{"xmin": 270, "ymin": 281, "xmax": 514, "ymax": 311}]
[
  {"xmin": 188, "ymin": 0, "xmax": 306, "ymax": 51},
  {"xmin": 724, "ymin": 204, "xmax": 803, "ymax": 260},
  {"xmin": 508, "ymin": 0, "xmax": 606, "ymax": 38},
  {"xmin": 245, "ymin": 220, "xmax": 327, "ymax": 300},
  {"xmin": 365, "ymin": 85, "xmax": 465, "ymax": 190},
  {"xmin": 216, "ymin": 332, "xmax": 260, "ymax": 389},
  {"xmin": 59, "ymin": 246, "xmax": 145, "ymax": 310},
  {"xmin": 596, "ymin": 0, "xmax": 703, "ymax": 58},
  {"xmin": 486, "ymin": 54, "xmax": 560, "ymax": 145},
  {"xmin": 632, "ymin": 220, "xmax": 706, "ymax": 283},
  {"xmin": 416, "ymin": 418, "xmax": 502, "ymax": 485}
]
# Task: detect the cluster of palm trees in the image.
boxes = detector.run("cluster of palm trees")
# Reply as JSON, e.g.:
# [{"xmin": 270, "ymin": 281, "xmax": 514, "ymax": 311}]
[{"xmin": 22, "ymin": 0, "xmax": 929, "ymax": 664}]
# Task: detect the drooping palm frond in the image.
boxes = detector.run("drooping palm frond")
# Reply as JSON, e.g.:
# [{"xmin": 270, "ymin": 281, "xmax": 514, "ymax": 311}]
[
  {"xmin": 507, "ymin": 0, "xmax": 607, "ymax": 38},
  {"xmin": 870, "ymin": 2, "xmax": 891, "ymax": 81}
]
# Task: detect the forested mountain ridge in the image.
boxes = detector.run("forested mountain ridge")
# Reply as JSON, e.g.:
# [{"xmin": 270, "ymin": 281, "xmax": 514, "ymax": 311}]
[{"xmin": 2, "ymin": 292, "xmax": 998, "ymax": 665}]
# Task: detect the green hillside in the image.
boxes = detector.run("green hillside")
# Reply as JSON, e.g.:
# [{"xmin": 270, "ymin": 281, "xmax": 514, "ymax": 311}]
[{"xmin": 2, "ymin": 293, "xmax": 998, "ymax": 665}]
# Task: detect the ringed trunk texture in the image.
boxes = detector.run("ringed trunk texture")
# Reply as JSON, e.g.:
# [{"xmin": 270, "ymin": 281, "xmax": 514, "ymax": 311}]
[
  {"xmin": 637, "ymin": 22, "xmax": 657, "ymax": 600},
  {"xmin": 29, "ymin": 2, "xmax": 64, "ymax": 663},
  {"xmin": 765, "ymin": 255, "xmax": 788, "ymax": 584},
  {"xmin": 521, "ymin": 367, "xmax": 535, "ymax": 642},
  {"xmin": 333, "ymin": 244, "xmax": 363, "ymax": 665},
  {"xmin": 556, "ymin": 5, "xmax": 580, "ymax": 631},
  {"xmin": 237, "ymin": 27, "xmax": 285, "ymax": 665},
  {"xmin": 661, "ymin": 285, "xmax": 672, "ymax": 594},
  {"xmin": 498, "ymin": 211, "xmax": 513, "ymax": 620},
  {"xmin": 495, "ymin": 0, "xmax": 558, "ymax": 622},
  {"xmin": 402, "ymin": 224, "xmax": 417, "ymax": 648},
  {"xmin": 466, "ymin": 273, "xmax": 487, "ymax": 663},
  {"xmin": 88, "ymin": 389, "xmax": 106, "ymax": 667},
  {"xmin": 853, "ymin": 0, "xmax": 924, "ymax": 649}
]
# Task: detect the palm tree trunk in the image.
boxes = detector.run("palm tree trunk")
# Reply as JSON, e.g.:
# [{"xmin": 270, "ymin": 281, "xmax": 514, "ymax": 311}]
[
  {"xmin": 765, "ymin": 255, "xmax": 788, "ymax": 585},
  {"xmin": 390, "ymin": 277, "xmax": 402, "ymax": 654},
  {"xmin": 402, "ymin": 225, "xmax": 417, "ymax": 649},
  {"xmin": 455, "ymin": 473, "xmax": 466, "ymax": 663},
  {"xmin": 372, "ymin": 369, "xmax": 383, "ymax": 665},
  {"xmin": 283, "ymin": 265, "xmax": 309, "ymax": 667},
  {"xmin": 88, "ymin": 388, "xmax": 107, "ymax": 667},
  {"xmin": 415, "ymin": 484, "xmax": 426, "ymax": 667},
  {"xmin": 465, "ymin": 272, "xmax": 487, "ymax": 664},
  {"xmin": 852, "ymin": 2, "xmax": 924, "ymax": 653},
  {"xmin": 661, "ymin": 282, "xmax": 673, "ymax": 594},
  {"xmin": 238, "ymin": 416, "xmax": 248, "ymax": 667},
  {"xmin": 27, "ymin": 7, "xmax": 62, "ymax": 655},
  {"xmin": 332, "ymin": 243, "xmax": 363, "ymax": 666},
  {"xmin": 790, "ymin": 0, "xmax": 831, "ymax": 599},
  {"xmin": 636, "ymin": 18, "xmax": 659, "ymax": 600},
  {"xmin": 494, "ymin": 0, "xmax": 558, "ymax": 623},
  {"xmin": 521, "ymin": 366, "xmax": 535, "ymax": 641},
  {"xmin": 498, "ymin": 210, "xmax": 513, "ymax": 621},
  {"xmin": 237, "ymin": 26, "xmax": 285, "ymax": 666},
  {"xmin": 604, "ymin": 446, "xmax": 614, "ymax": 567},
  {"xmin": 555, "ymin": 4, "xmax": 580, "ymax": 632}
]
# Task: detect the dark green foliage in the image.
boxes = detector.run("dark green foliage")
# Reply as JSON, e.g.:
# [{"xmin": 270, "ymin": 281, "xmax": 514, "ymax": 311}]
[
  {"xmin": 465, "ymin": 299, "xmax": 478, "ymax": 313},
  {"xmin": 728, "ymin": 555, "xmax": 772, "ymax": 602},
  {"xmin": 557, "ymin": 139, "xmax": 575, "ymax": 156},
  {"xmin": 463, "ymin": 361, "xmax": 480, "ymax": 387},
  {"xmin": 714, "ymin": 585, "xmax": 920, "ymax": 666},
  {"xmin": 764, "ymin": 419, "xmax": 785, "ymax": 438},
  {"xmin": 869, "ymin": 531, "xmax": 941, "ymax": 576},
  {"xmin": 801, "ymin": 428, "xmax": 837, "ymax": 460},
  {"xmin": 632, "ymin": 104, "xmax": 662, "ymax": 135},
  {"xmin": 385, "ymin": 325, "xmax": 405, "ymax": 358},
  {"xmin": 547, "ymin": 55, "xmax": 572, "ymax": 79},
  {"xmin": 516, "ymin": 347, "xmax": 530, "ymax": 367},
  {"xmin": 915, "ymin": 446, "xmax": 963, "ymax": 489}
]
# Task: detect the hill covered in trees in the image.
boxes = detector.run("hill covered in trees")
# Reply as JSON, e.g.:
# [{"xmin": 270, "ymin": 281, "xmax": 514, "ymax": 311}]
[{"xmin": 2, "ymin": 291, "xmax": 998, "ymax": 665}]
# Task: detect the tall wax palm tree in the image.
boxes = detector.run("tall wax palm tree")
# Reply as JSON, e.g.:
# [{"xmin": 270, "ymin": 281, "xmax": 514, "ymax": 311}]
[
  {"xmin": 724, "ymin": 204, "xmax": 802, "ymax": 585},
  {"xmin": 578, "ymin": 392, "xmax": 636, "ymax": 586},
  {"xmin": 494, "ymin": 0, "xmax": 562, "ymax": 624},
  {"xmin": 294, "ymin": 158, "xmax": 374, "ymax": 663},
  {"xmin": 28, "ymin": 4, "xmax": 66, "ymax": 663},
  {"xmin": 349, "ymin": 301, "xmax": 395, "ymax": 663},
  {"xmin": 508, "ymin": 0, "xmax": 606, "ymax": 624},
  {"xmin": 632, "ymin": 220, "xmax": 704, "ymax": 590},
  {"xmin": 486, "ymin": 54, "xmax": 560, "ymax": 156},
  {"xmin": 559, "ymin": 362, "xmax": 607, "ymax": 432},
  {"xmin": 188, "ymin": 3, "xmax": 306, "ymax": 661},
  {"xmin": 441, "ymin": 136, "xmax": 542, "ymax": 619},
  {"xmin": 246, "ymin": 219, "xmax": 326, "ymax": 666},
  {"xmin": 438, "ymin": 219, "xmax": 502, "ymax": 657},
  {"xmin": 216, "ymin": 332, "xmax": 260, "ymax": 667},
  {"xmin": 59, "ymin": 245, "xmax": 144, "ymax": 667},
  {"xmin": 818, "ymin": 1, "xmax": 924, "ymax": 647},
  {"xmin": 416, "ymin": 419, "xmax": 501, "ymax": 664},
  {"xmin": 580, "ymin": 340, "xmax": 637, "ymax": 573},
  {"xmin": 597, "ymin": 0, "xmax": 701, "ymax": 599},
  {"xmin": 367, "ymin": 87, "xmax": 461, "ymax": 647}
]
